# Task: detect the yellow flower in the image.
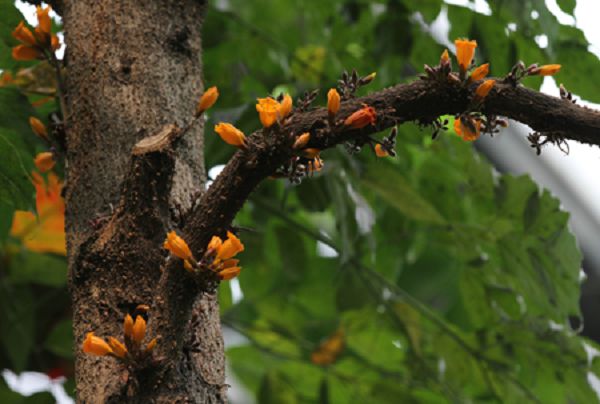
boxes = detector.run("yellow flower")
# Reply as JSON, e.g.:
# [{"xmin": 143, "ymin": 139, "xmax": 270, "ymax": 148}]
[
  {"xmin": 280, "ymin": 94, "xmax": 293, "ymax": 118},
  {"xmin": 533, "ymin": 64, "xmax": 561, "ymax": 76},
  {"xmin": 469, "ymin": 63, "xmax": 489, "ymax": 82},
  {"xmin": 327, "ymin": 88, "xmax": 341, "ymax": 117},
  {"xmin": 132, "ymin": 315, "xmax": 146, "ymax": 345},
  {"xmin": 12, "ymin": 45, "xmax": 43, "ymax": 61},
  {"xmin": 108, "ymin": 337, "xmax": 128, "ymax": 359},
  {"xmin": 29, "ymin": 117, "xmax": 48, "ymax": 141},
  {"xmin": 475, "ymin": 79, "xmax": 495, "ymax": 100},
  {"xmin": 375, "ymin": 144, "xmax": 389, "ymax": 157},
  {"xmin": 455, "ymin": 38, "xmax": 477, "ymax": 73},
  {"xmin": 293, "ymin": 132, "xmax": 311, "ymax": 149},
  {"xmin": 123, "ymin": 314, "xmax": 134, "ymax": 339},
  {"xmin": 12, "ymin": 21, "xmax": 37, "ymax": 47},
  {"xmin": 454, "ymin": 117, "xmax": 481, "ymax": 141},
  {"xmin": 196, "ymin": 86, "xmax": 219, "ymax": 115},
  {"xmin": 82, "ymin": 332, "xmax": 113, "ymax": 356},
  {"xmin": 34, "ymin": 152, "xmax": 55, "ymax": 173},
  {"xmin": 163, "ymin": 231, "xmax": 193, "ymax": 261},
  {"xmin": 214, "ymin": 123, "xmax": 247, "ymax": 148},
  {"xmin": 218, "ymin": 266, "xmax": 241, "ymax": 280},
  {"xmin": 216, "ymin": 231, "xmax": 244, "ymax": 261},
  {"xmin": 344, "ymin": 106, "xmax": 377, "ymax": 129}
]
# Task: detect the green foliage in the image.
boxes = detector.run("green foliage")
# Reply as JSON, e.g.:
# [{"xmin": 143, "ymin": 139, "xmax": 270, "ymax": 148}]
[{"xmin": 1, "ymin": 0, "xmax": 600, "ymax": 403}]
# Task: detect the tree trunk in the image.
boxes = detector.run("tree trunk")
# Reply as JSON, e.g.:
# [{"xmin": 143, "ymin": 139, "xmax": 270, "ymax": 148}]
[{"xmin": 62, "ymin": 1, "xmax": 226, "ymax": 402}]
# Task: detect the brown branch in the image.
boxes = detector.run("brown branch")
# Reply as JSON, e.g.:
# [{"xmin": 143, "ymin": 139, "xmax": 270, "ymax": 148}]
[{"xmin": 140, "ymin": 76, "xmax": 600, "ymax": 386}]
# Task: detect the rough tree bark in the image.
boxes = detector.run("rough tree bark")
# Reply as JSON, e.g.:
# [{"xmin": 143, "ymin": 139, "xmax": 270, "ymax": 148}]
[
  {"xmin": 62, "ymin": 1, "xmax": 225, "ymax": 402},
  {"xmin": 57, "ymin": 0, "xmax": 600, "ymax": 402}
]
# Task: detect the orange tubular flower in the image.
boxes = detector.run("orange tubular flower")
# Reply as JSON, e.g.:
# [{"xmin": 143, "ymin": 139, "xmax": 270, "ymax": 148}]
[
  {"xmin": 375, "ymin": 144, "xmax": 389, "ymax": 157},
  {"xmin": 108, "ymin": 337, "xmax": 128, "ymax": 359},
  {"xmin": 132, "ymin": 315, "xmax": 146, "ymax": 345},
  {"xmin": 207, "ymin": 235, "xmax": 223, "ymax": 252},
  {"xmin": 163, "ymin": 231, "xmax": 193, "ymax": 261},
  {"xmin": 29, "ymin": 117, "xmax": 48, "ymax": 141},
  {"xmin": 124, "ymin": 314, "xmax": 134, "ymax": 339},
  {"xmin": 82, "ymin": 332, "xmax": 113, "ymax": 356},
  {"xmin": 34, "ymin": 6, "xmax": 52, "ymax": 45},
  {"xmin": 218, "ymin": 266, "xmax": 241, "ymax": 280},
  {"xmin": 344, "ymin": 106, "xmax": 377, "ymax": 129},
  {"xmin": 440, "ymin": 49, "xmax": 450, "ymax": 64},
  {"xmin": 146, "ymin": 338, "xmax": 157, "ymax": 352},
  {"xmin": 34, "ymin": 152, "xmax": 55, "ymax": 173},
  {"xmin": 280, "ymin": 94, "xmax": 293, "ymax": 118},
  {"xmin": 196, "ymin": 86, "xmax": 219, "ymax": 115},
  {"xmin": 454, "ymin": 117, "xmax": 481, "ymax": 141},
  {"xmin": 533, "ymin": 64, "xmax": 561, "ymax": 76},
  {"xmin": 51, "ymin": 34, "xmax": 60, "ymax": 51},
  {"xmin": 214, "ymin": 123, "xmax": 247, "ymax": 148},
  {"xmin": 12, "ymin": 21, "xmax": 37, "ymax": 47},
  {"xmin": 12, "ymin": 45, "xmax": 43, "ymax": 61},
  {"xmin": 293, "ymin": 132, "xmax": 311, "ymax": 149},
  {"xmin": 327, "ymin": 88, "xmax": 341, "ymax": 118},
  {"xmin": 216, "ymin": 231, "xmax": 244, "ymax": 261},
  {"xmin": 455, "ymin": 39, "xmax": 477, "ymax": 73},
  {"xmin": 475, "ymin": 79, "xmax": 495, "ymax": 100},
  {"xmin": 256, "ymin": 97, "xmax": 281, "ymax": 127},
  {"xmin": 469, "ymin": 63, "xmax": 489, "ymax": 82}
]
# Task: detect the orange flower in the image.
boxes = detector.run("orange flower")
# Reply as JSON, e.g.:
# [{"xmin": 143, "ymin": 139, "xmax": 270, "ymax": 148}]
[
  {"xmin": 163, "ymin": 231, "xmax": 193, "ymax": 261},
  {"xmin": 12, "ymin": 45, "xmax": 43, "ymax": 61},
  {"xmin": 207, "ymin": 235, "xmax": 223, "ymax": 251},
  {"xmin": 327, "ymin": 88, "xmax": 341, "ymax": 117},
  {"xmin": 455, "ymin": 38, "xmax": 477, "ymax": 73},
  {"xmin": 51, "ymin": 34, "xmax": 60, "ymax": 51},
  {"xmin": 123, "ymin": 314, "xmax": 134, "ymax": 339},
  {"xmin": 196, "ymin": 86, "xmax": 219, "ymax": 115},
  {"xmin": 307, "ymin": 156, "xmax": 324, "ymax": 174},
  {"xmin": 82, "ymin": 332, "xmax": 113, "ymax": 356},
  {"xmin": 454, "ymin": 117, "xmax": 481, "ymax": 141},
  {"xmin": 256, "ymin": 97, "xmax": 280, "ymax": 127},
  {"xmin": 218, "ymin": 266, "xmax": 241, "ymax": 280},
  {"xmin": 108, "ymin": 337, "xmax": 128, "ymax": 359},
  {"xmin": 214, "ymin": 123, "xmax": 246, "ymax": 148},
  {"xmin": 302, "ymin": 148, "xmax": 320, "ymax": 159},
  {"xmin": 216, "ymin": 231, "xmax": 244, "ymax": 261},
  {"xmin": 532, "ymin": 64, "xmax": 561, "ymax": 76},
  {"xmin": 11, "ymin": 172, "xmax": 65, "ymax": 255},
  {"xmin": 12, "ymin": 21, "xmax": 37, "ymax": 47},
  {"xmin": 475, "ymin": 79, "xmax": 495, "ymax": 100},
  {"xmin": 293, "ymin": 132, "xmax": 311, "ymax": 149},
  {"xmin": 146, "ymin": 338, "xmax": 157, "ymax": 352},
  {"xmin": 311, "ymin": 329, "xmax": 344, "ymax": 366},
  {"xmin": 375, "ymin": 144, "xmax": 389, "ymax": 157},
  {"xmin": 469, "ymin": 63, "xmax": 489, "ymax": 82},
  {"xmin": 440, "ymin": 49, "xmax": 450, "ymax": 64},
  {"xmin": 29, "ymin": 117, "xmax": 48, "ymax": 141},
  {"xmin": 34, "ymin": 152, "xmax": 55, "ymax": 173},
  {"xmin": 132, "ymin": 315, "xmax": 146, "ymax": 345},
  {"xmin": 344, "ymin": 106, "xmax": 377, "ymax": 129},
  {"xmin": 280, "ymin": 94, "xmax": 293, "ymax": 118},
  {"xmin": 36, "ymin": 6, "xmax": 52, "ymax": 36}
]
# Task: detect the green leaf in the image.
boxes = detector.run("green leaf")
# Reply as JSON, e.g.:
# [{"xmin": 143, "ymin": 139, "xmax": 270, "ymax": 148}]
[
  {"xmin": 362, "ymin": 161, "xmax": 446, "ymax": 225},
  {"xmin": 44, "ymin": 319, "xmax": 73, "ymax": 359},
  {"xmin": 0, "ymin": 0, "xmax": 25, "ymax": 70},
  {"xmin": 0, "ymin": 285, "xmax": 35, "ymax": 371},
  {"xmin": 257, "ymin": 371, "xmax": 298, "ymax": 404},
  {"xmin": 9, "ymin": 251, "xmax": 67, "ymax": 287},
  {"xmin": 556, "ymin": 0, "xmax": 577, "ymax": 14}
]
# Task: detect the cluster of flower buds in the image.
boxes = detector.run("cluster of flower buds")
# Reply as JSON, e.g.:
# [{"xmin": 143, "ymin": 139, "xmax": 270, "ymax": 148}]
[
  {"xmin": 527, "ymin": 131, "xmax": 569, "ymax": 156},
  {"xmin": 256, "ymin": 94, "xmax": 293, "ymax": 128},
  {"xmin": 11, "ymin": 6, "xmax": 60, "ymax": 61},
  {"xmin": 559, "ymin": 84, "xmax": 576, "ymax": 104},
  {"xmin": 337, "ymin": 69, "xmax": 376, "ymax": 100},
  {"xmin": 505, "ymin": 61, "xmax": 561, "ymax": 85},
  {"xmin": 163, "ymin": 230, "xmax": 245, "ymax": 280},
  {"xmin": 82, "ymin": 306, "xmax": 157, "ymax": 364},
  {"xmin": 374, "ymin": 127, "xmax": 397, "ymax": 158}
]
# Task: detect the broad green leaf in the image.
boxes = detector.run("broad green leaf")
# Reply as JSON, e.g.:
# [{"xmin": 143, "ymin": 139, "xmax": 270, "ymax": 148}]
[{"xmin": 44, "ymin": 319, "xmax": 73, "ymax": 358}]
